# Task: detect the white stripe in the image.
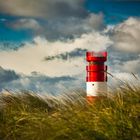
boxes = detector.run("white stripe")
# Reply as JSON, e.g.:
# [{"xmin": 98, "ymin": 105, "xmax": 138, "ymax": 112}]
[{"xmin": 86, "ymin": 82, "xmax": 107, "ymax": 96}]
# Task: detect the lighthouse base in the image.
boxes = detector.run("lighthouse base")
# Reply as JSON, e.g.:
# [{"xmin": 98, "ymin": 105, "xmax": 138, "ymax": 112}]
[
  {"xmin": 86, "ymin": 96, "xmax": 105, "ymax": 103},
  {"xmin": 86, "ymin": 82, "xmax": 107, "ymax": 96},
  {"xmin": 86, "ymin": 82, "xmax": 107, "ymax": 103}
]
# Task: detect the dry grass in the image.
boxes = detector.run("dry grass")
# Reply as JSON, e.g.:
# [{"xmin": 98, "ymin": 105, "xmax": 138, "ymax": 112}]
[{"xmin": 0, "ymin": 83, "xmax": 140, "ymax": 140}]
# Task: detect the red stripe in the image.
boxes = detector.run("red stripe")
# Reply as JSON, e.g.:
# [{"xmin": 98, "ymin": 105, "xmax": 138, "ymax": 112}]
[
  {"xmin": 86, "ymin": 65, "xmax": 107, "ymax": 71},
  {"xmin": 86, "ymin": 52, "xmax": 107, "ymax": 62},
  {"xmin": 86, "ymin": 56, "xmax": 107, "ymax": 62},
  {"xmin": 86, "ymin": 71, "xmax": 106, "ymax": 82},
  {"xmin": 86, "ymin": 77, "xmax": 105, "ymax": 82}
]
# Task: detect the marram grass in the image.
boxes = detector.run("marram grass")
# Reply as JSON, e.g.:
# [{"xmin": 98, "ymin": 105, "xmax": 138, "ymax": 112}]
[{"xmin": 0, "ymin": 84, "xmax": 140, "ymax": 140}]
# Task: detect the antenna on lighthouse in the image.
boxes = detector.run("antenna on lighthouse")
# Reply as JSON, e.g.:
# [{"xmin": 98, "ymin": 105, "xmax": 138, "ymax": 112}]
[{"xmin": 86, "ymin": 51, "xmax": 107, "ymax": 103}]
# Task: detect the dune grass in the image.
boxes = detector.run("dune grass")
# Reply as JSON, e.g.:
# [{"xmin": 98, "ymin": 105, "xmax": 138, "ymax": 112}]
[{"xmin": 0, "ymin": 84, "xmax": 140, "ymax": 140}]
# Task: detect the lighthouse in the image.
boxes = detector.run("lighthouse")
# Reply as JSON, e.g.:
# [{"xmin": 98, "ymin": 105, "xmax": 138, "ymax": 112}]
[{"xmin": 86, "ymin": 51, "xmax": 107, "ymax": 102}]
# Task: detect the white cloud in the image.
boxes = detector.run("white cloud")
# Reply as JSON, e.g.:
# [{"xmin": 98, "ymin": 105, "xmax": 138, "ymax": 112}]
[
  {"xmin": 0, "ymin": 18, "xmax": 7, "ymax": 22},
  {"xmin": 0, "ymin": 32, "xmax": 112, "ymax": 77},
  {"xmin": 85, "ymin": 13, "xmax": 105, "ymax": 30},
  {"xmin": 4, "ymin": 74, "xmax": 79, "ymax": 94},
  {"xmin": 5, "ymin": 13, "xmax": 105, "ymax": 40},
  {"xmin": 0, "ymin": 68, "xmax": 80, "ymax": 94},
  {"xmin": 0, "ymin": 0, "xmax": 87, "ymax": 19},
  {"xmin": 9, "ymin": 19, "xmax": 42, "ymax": 31},
  {"xmin": 111, "ymin": 17, "xmax": 140, "ymax": 53},
  {"xmin": 120, "ymin": 59, "xmax": 140, "ymax": 73}
]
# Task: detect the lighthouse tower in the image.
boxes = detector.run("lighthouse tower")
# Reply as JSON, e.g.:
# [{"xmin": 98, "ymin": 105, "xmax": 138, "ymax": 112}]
[{"xmin": 86, "ymin": 51, "xmax": 107, "ymax": 102}]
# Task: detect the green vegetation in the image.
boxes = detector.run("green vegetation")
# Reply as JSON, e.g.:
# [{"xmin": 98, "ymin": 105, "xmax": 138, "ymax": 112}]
[{"xmin": 0, "ymin": 84, "xmax": 140, "ymax": 140}]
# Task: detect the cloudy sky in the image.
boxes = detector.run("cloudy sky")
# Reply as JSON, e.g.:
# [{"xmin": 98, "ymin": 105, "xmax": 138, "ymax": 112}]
[{"xmin": 0, "ymin": 0, "xmax": 140, "ymax": 94}]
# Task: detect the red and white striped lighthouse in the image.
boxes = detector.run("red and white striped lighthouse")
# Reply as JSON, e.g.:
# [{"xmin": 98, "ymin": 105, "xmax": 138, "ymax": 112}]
[{"xmin": 86, "ymin": 51, "xmax": 107, "ymax": 102}]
